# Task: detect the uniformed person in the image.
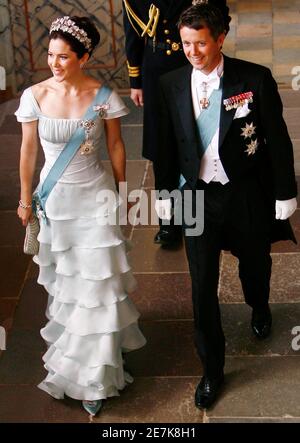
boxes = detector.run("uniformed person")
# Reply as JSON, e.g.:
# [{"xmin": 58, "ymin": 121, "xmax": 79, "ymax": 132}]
[{"xmin": 123, "ymin": 0, "xmax": 231, "ymax": 246}]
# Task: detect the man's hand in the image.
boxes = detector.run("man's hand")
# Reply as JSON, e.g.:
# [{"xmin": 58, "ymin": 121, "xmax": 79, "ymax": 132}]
[
  {"xmin": 275, "ymin": 198, "xmax": 297, "ymax": 220},
  {"xmin": 155, "ymin": 199, "xmax": 172, "ymax": 220},
  {"xmin": 130, "ymin": 88, "xmax": 144, "ymax": 107}
]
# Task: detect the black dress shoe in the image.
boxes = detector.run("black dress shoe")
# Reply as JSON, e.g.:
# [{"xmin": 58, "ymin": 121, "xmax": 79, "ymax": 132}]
[
  {"xmin": 195, "ymin": 374, "xmax": 224, "ymax": 409},
  {"xmin": 154, "ymin": 227, "xmax": 181, "ymax": 247},
  {"xmin": 251, "ymin": 305, "xmax": 272, "ymax": 339}
]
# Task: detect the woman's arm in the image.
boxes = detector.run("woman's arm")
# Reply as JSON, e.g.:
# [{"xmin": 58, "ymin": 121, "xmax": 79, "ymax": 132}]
[
  {"xmin": 104, "ymin": 118, "xmax": 126, "ymax": 190},
  {"xmin": 17, "ymin": 120, "xmax": 39, "ymax": 226}
]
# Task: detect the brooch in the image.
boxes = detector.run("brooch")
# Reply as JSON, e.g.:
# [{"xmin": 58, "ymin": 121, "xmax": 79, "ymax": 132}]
[
  {"xmin": 79, "ymin": 119, "xmax": 96, "ymax": 155},
  {"xmin": 224, "ymin": 92, "xmax": 253, "ymax": 111},
  {"xmin": 245, "ymin": 139, "xmax": 259, "ymax": 156},
  {"xmin": 93, "ymin": 103, "xmax": 110, "ymax": 118},
  {"xmin": 241, "ymin": 122, "xmax": 256, "ymax": 139}
]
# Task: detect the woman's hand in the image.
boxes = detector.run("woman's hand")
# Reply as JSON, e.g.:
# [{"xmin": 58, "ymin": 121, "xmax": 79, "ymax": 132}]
[{"xmin": 17, "ymin": 205, "xmax": 33, "ymax": 227}]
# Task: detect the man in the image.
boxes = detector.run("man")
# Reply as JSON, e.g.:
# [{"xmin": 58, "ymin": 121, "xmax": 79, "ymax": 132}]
[
  {"xmin": 123, "ymin": 0, "xmax": 230, "ymax": 247},
  {"xmin": 155, "ymin": 3, "xmax": 298, "ymax": 409}
]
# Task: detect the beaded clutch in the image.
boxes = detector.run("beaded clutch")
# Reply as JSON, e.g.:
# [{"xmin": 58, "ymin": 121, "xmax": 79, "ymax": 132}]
[{"xmin": 23, "ymin": 216, "xmax": 40, "ymax": 255}]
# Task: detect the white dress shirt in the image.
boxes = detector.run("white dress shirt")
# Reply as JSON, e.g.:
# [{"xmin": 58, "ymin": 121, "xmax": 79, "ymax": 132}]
[{"xmin": 191, "ymin": 56, "xmax": 229, "ymax": 185}]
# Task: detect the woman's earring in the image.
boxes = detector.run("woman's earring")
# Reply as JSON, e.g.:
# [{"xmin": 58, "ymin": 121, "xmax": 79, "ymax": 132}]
[{"xmin": 80, "ymin": 63, "xmax": 85, "ymax": 69}]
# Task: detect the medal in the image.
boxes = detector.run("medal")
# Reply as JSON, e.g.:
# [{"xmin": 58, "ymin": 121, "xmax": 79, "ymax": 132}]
[
  {"xmin": 199, "ymin": 82, "xmax": 210, "ymax": 110},
  {"xmin": 224, "ymin": 91, "xmax": 253, "ymax": 111},
  {"xmin": 79, "ymin": 119, "xmax": 96, "ymax": 155},
  {"xmin": 93, "ymin": 103, "xmax": 110, "ymax": 118},
  {"xmin": 80, "ymin": 139, "xmax": 94, "ymax": 155},
  {"xmin": 241, "ymin": 122, "xmax": 256, "ymax": 139},
  {"xmin": 245, "ymin": 139, "xmax": 259, "ymax": 156}
]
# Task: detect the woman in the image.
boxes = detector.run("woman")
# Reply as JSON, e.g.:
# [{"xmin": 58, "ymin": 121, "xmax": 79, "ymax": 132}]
[{"xmin": 16, "ymin": 16, "xmax": 146, "ymax": 416}]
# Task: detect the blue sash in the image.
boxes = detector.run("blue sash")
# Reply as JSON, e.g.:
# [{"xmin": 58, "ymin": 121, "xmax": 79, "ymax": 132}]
[
  {"xmin": 33, "ymin": 85, "xmax": 112, "ymax": 218},
  {"xmin": 179, "ymin": 80, "xmax": 223, "ymax": 189},
  {"xmin": 196, "ymin": 85, "xmax": 222, "ymax": 155}
]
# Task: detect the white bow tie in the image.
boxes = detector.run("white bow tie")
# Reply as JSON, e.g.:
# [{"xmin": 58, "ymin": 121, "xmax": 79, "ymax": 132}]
[{"xmin": 197, "ymin": 74, "xmax": 220, "ymax": 91}]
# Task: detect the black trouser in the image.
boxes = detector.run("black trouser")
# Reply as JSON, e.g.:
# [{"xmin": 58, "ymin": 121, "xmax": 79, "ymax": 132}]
[{"xmin": 183, "ymin": 179, "xmax": 272, "ymax": 378}]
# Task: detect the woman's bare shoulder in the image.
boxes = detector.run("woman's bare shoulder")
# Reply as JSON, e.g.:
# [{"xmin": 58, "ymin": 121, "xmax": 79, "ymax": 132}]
[
  {"xmin": 31, "ymin": 78, "xmax": 54, "ymax": 101},
  {"xmin": 84, "ymin": 76, "xmax": 102, "ymax": 91}
]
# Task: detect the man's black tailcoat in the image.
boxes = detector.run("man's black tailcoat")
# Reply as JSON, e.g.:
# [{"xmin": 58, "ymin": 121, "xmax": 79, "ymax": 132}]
[
  {"xmin": 155, "ymin": 55, "xmax": 297, "ymax": 376},
  {"xmin": 155, "ymin": 55, "xmax": 297, "ymax": 243}
]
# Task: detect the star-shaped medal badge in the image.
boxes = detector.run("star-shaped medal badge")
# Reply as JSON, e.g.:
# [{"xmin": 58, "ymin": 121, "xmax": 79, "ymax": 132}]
[
  {"xmin": 245, "ymin": 139, "xmax": 259, "ymax": 156},
  {"xmin": 241, "ymin": 122, "xmax": 256, "ymax": 139}
]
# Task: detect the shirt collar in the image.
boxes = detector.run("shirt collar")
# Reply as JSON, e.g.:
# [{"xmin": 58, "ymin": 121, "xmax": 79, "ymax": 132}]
[{"xmin": 192, "ymin": 54, "xmax": 224, "ymax": 88}]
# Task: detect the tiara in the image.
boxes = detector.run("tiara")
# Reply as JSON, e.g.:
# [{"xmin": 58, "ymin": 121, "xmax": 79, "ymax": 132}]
[
  {"xmin": 49, "ymin": 16, "xmax": 92, "ymax": 51},
  {"xmin": 192, "ymin": 0, "xmax": 208, "ymax": 5}
]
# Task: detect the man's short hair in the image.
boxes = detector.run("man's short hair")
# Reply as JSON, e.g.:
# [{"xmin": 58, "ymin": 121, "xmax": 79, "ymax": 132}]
[{"xmin": 178, "ymin": 4, "xmax": 226, "ymax": 41}]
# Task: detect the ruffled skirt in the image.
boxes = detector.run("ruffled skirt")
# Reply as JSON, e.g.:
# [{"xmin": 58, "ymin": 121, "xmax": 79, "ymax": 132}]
[{"xmin": 34, "ymin": 170, "xmax": 146, "ymax": 400}]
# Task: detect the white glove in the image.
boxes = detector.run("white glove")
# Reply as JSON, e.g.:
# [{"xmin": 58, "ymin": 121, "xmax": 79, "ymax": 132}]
[
  {"xmin": 155, "ymin": 199, "xmax": 172, "ymax": 220},
  {"xmin": 275, "ymin": 198, "xmax": 297, "ymax": 220}
]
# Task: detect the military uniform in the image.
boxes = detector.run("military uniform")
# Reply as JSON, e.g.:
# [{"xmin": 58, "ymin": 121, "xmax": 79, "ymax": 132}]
[{"xmin": 123, "ymin": 0, "xmax": 231, "ymax": 161}]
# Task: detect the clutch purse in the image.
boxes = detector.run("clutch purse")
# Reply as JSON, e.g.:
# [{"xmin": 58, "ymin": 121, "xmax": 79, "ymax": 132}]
[{"xmin": 23, "ymin": 216, "xmax": 40, "ymax": 255}]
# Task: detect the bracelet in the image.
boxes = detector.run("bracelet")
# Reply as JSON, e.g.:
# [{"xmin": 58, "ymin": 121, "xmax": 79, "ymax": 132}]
[{"xmin": 19, "ymin": 200, "xmax": 32, "ymax": 209}]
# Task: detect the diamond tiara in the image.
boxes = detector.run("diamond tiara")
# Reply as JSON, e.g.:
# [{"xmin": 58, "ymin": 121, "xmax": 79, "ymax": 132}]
[
  {"xmin": 192, "ymin": 0, "xmax": 209, "ymax": 5},
  {"xmin": 49, "ymin": 16, "xmax": 92, "ymax": 51}
]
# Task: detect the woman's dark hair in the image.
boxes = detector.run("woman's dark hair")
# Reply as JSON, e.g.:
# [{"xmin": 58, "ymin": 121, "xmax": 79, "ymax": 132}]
[
  {"xmin": 178, "ymin": 4, "xmax": 230, "ymax": 40},
  {"xmin": 49, "ymin": 16, "xmax": 100, "ymax": 58}
]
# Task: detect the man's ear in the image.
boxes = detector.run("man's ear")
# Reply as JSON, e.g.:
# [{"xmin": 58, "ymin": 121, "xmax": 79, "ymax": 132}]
[{"xmin": 218, "ymin": 32, "xmax": 226, "ymax": 50}]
